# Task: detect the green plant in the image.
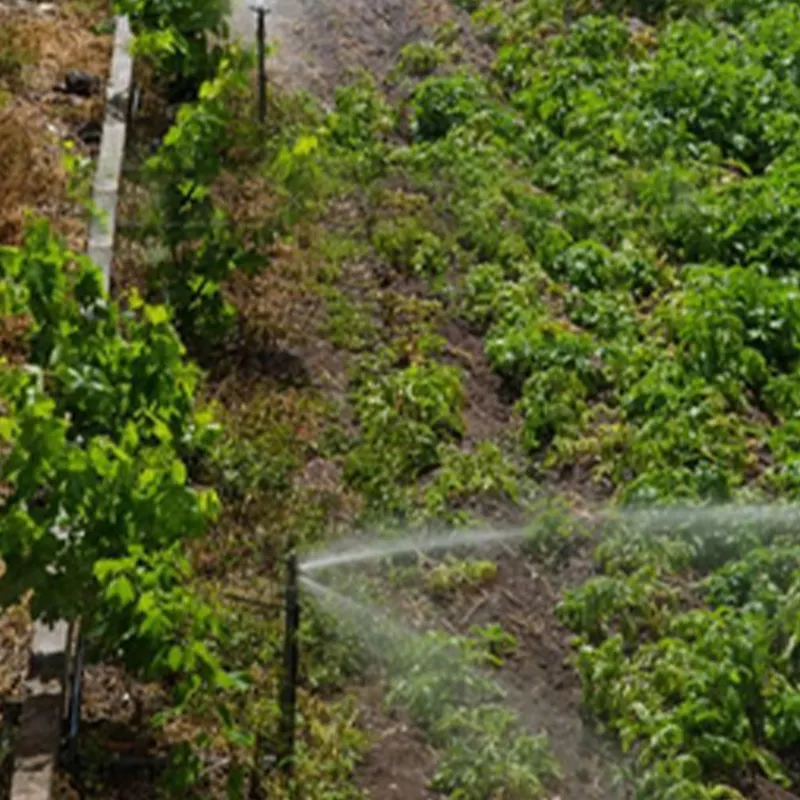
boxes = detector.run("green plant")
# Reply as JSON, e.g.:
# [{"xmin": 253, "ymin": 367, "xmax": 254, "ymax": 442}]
[
  {"xmin": 467, "ymin": 623, "xmax": 517, "ymax": 666},
  {"xmin": 395, "ymin": 41, "xmax": 446, "ymax": 77},
  {"xmin": 0, "ymin": 220, "xmax": 216, "ymax": 608},
  {"xmin": 148, "ymin": 1, "xmax": 800, "ymax": 795},
  {"xmin": 114, "ymin": 0, "xmax": 230, "ymax": 94},
  {"xmin": 385, "ymin": 631, "xmax": 557, "ymax": 798},
  {"xmin": 522, "ymin": 498, "xmax": 590, "ymax": 559},
  {"xmin": 345, "ymin": 357, "xmax": 466, "ymax": 507},
  {"xmin": 372, "ymin": 217, "xmax": 448, "ymax": 278},
  {"xmin": 432, "ymin": 705, "xmax": 558, "ymax": 799},
  {"xmin": 144, "ymin": 51, "xmax": 260, "ymax": 346},
  {"xmin": 0, "ymin": 220, "xmax": 247, "ymax": 791},
  {"xmin": 425, "ymin": 557, "xmax": 498, "ymax": 595},
  {"xmin": 422, "ymin": 442, "xmax": 520, "ymax": 522},
  {"xmin": 411, "ymin": 72, "xmax": 491, "ymax": 140}
]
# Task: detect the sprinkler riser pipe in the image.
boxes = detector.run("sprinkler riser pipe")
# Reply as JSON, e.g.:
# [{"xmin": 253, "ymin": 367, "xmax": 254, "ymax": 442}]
[{"xmin": 278, "ymin": 551, "xmax": 300, "ymax": 775}]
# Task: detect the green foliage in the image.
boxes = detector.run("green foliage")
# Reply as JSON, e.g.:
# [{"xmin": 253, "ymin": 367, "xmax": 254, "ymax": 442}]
[
  {"xmin": 144, "ymin": 51, "xmax": 260, "ymax": 346},
  {"xmin": 191, "ymin": 1, "xmax": 800, "ymax": 795},
  {"xmin": 466, "ymin": 623, "xmax": 517, "ymax": 666},
  {"xmin": 319, "ymin": 287, "xmax": 378, "ymax": 351},
  {"xmin": 569, "ymin": 606, "xmax": 797, "ymax": 798},
  {"xmin": 421, "ymin": 442, "xmax": 520, "ymax": 522},
  {"xmin": 0, "ymin": 221, "xmax": 243, "ymax": 789},
  {"xmin": 114, "ymin": 0, "xmax": 229, "ymax": 93},
  {"xmin": 558, "ymin": 567, "xmax": 680, "ymax": 646},
  {"xmin": 519, "ymin": 366, "xmax": 588, "ymax": 452},
  {"xmin": 431, "ymin": 705, "xmax": 558, "ymax": 799},
  {"xmin": 372, "ymin": 217, "xmax": 448, "ymax": 278},
  {"xmin": 345, "ymin": 357, "xmax": 465, "ymax": 513},
  {"xmin": 93, "ymin": 544, "xmax": 235, "ymax": 692},
  {"xmin": 0, "ymin": 221, "xmax": 218, "ymax": 623},
  {"xmin": 324, "ymin": 77, "xmax": 394, "ymax": 182},
  {"xmin": 522, "ymin": 498, "xmax": 591, "ymax": 559},
  {"xmin": 411, "ymin": 72, "xmax": 492, "ymax": 140},
  {"xmin": 209, "ymin": 423, "xmax": 299, "ymax": 505},
  {"xmin": 395, "ymin": 41, "xmax": 446, "ymax": 78}
]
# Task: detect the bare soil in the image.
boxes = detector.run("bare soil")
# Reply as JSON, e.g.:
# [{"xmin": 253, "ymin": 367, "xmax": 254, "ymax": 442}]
[
  {"xmin": 230, "ymin": 0, "xmax": 486, "ymax": 100},
  {"xmin": 355, "ymin": 685, "xmax": 440, "ymax": 800},
  {"xmin": 433, "ymin": 546, "xmax": 621, "ymax": 800}
]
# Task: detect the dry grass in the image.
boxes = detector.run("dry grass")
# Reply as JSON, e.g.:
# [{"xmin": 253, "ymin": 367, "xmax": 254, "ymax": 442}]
[
  {"xmin": 0, "ymin": 100, "xmax": 66, "ymax": 243},
  {"xmin": 0, "ymin": 2, "xmax": 112, "ymax": 246}
]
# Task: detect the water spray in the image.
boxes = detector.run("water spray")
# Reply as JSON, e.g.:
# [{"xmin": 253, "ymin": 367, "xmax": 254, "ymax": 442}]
[{"xmin": 299, "ymin": 503, "xmax": 800, "ymax": 574}]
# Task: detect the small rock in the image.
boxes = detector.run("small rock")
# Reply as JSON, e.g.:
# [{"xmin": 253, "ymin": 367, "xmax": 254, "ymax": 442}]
[{"xmin": 60, "ymin": 70, "xmax": 100, "ymax": 97}]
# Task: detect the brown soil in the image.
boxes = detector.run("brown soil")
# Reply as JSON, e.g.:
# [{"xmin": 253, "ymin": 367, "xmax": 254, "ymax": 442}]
[
  {"xmin": 750, "ymin": 779, "xmax": 800, "ymax": 800},
  {"xmin": 432, "ymin": 545, "xmax": 621, "ymax": 800},
  {"xmin": 0, "ymin": 595, "xmax": 32, "ymax": 702},
  {"xmin": 58, "ymin": 665, "xmax": 170, "ymax": 799},
  {"xmin": 441, "ymin": 319, "xmax": 516, "ymax": 446},
  {"xmin": 355, "ymin": 685, "xmax": 440, "ymax": 800}
]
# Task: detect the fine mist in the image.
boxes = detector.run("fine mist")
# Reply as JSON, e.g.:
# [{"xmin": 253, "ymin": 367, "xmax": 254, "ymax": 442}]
[{"xmin": 300, "ymin": 502, "xmax": 800, "ymax": 574}]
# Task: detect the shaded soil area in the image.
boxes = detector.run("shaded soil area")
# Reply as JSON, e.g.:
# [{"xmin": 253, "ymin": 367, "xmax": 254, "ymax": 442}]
[{"xmin": 57, "ymin": 665, "xmax": 169, "ymax": 799}]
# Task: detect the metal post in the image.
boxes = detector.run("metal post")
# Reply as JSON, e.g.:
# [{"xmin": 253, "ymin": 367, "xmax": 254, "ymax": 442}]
[
  {"xmin": 65, "ymin": 634, "xmax": 85, "ymax": 768},
  {"xmin": 278, "ymin": 551, "xmax": 299, "ymax": 775},
  {"xmin": 250, "ymin": 0, "xmax": 268, "ymax": 127}
]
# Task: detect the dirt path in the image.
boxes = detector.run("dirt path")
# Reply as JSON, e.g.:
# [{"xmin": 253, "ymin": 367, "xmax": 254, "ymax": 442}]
[{"xmin": 230, "ymin": 0, "xmax": 453, "ymax": 99}]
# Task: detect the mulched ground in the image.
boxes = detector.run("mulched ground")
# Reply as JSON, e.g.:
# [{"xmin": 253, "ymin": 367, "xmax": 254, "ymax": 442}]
[{"xmin": 0, "ymin": 0, "xmax": 112, "ymax": 248}]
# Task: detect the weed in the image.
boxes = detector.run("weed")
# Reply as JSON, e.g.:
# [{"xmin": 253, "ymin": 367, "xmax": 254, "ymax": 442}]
[
  {"xmin": 394, "ymin": 41, "xmax": 446, "ymax": 78},
  {"xmin": 467, "ymin": 624, "xmax": 517, "ymax": 666},
  {"xmin": 319, "ymin": 287, "xmax": 378, "ymax": 351},
  {"xmin": 425, "ymin": 557, "xmax": 498, "ymax": 596},
  {"xmin": 372, "ymin": 217, "xmax": 449, "ymax": 278}
]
